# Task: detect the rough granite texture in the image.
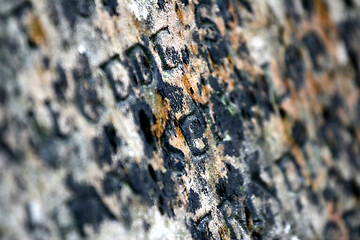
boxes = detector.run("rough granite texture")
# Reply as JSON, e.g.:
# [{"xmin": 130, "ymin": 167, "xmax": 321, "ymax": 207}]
[{"xmin": 0, "ymin": 0, "xmax": 360, "ymax": 239}]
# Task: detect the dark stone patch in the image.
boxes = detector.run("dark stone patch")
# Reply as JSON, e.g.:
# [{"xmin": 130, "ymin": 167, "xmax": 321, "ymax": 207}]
[
  {"xmin": 139, "ymin": 110, "xmax": 154, "ymax": 147},
  {"xmin": 152, "ymin": 28, "xmax": 181, "ymax": 69},
  {"xmin": 121, "ymin": 204, "xmax": 132, "ymax": 229},
  {"xmin": 102, "ymin": 0, "xmax": 119, "ymax": 16},
  {"xmin": 339, "ymin": 19, "xmax": 360, "ymax": 87},
  {"xmin": 285, "ymin": 45, "xmax": 306, "ymax": 89},
  {"xmin": 343, "ymin": 209, "xmax": 360, "ymax": 240},
  {"xmin": 344, "ymin": 179, "xmax": 360, "ymax": 198},
  {"xmin": 102, "ymin": 170, "xmax": 122, "ymax": 195},
  {"xmin": 191, "ymin": 31, "xmax": 211, "ymax": 69},
  {"xmin": 217, "ymin": 0, "xmax": 235, "ymax": 28},
  {"xmin": 276, "ymin": 153, "xmax": 304, "ymax": 192},
  {"xmin": 163, "ymin": 46, "xmax": 180, "ymax": 69},
  {"xmin": 187, "ymin": 189, "xmax": 201, "ymax": 213},
  {"xmin": 53, "ymin": 64, "xmax": 68, "ymax": 102},
  {"xmin": 93, "ymin": 135, "xmax": 112, "ymax": 166},
  {"xmin": 42, "ymin": 56, "xmax": 50, "ymax": 69},
  {"xmin": 60, "ymin": 0, "xmax": 95, "ymax": 27},
  {"xmin": 188, "ymin": 215, "xmax": 212, "ymax": 240},
  {"xmin": 181, "ymin": 46, "xmax": 190, "ymax": 65},
  {"xmin": 307, "ymin": 187, "xmax": 320, "ymax": 206},
  {"xmin": 216, "ymin": 163, "xmax": 244, "ymax": 202},
  {"xmin": 127, "ymin": 43, "xmax": 161, "ymax": 86},
  {"xmin": 161, "ymin": 121, "xmax": 186, "ymax": 173},
  {"xmin": 346, "ymin": 142, "xmax": 360, "ymax": 169},
  {"xmin": 238, "ymin": 0, "xmax": 254, "ymax": 13},
  {"xmin": 322, "ymin": 187, "xmax": 338, "ymax": 203},
  {"xmin": 39, "ymin": 139, "xmax": 60, "ymax": 168},
  {"xmin": 76, "ymin": 0, "xmax": 95, "ymax": 18},
  {"xmin": 48, "ymin": 1, "xmax": 60, "ymax": 26},
  {"xmin": 357, "ymin": 98, "xmax": 360, "ymax": 122},
  {"xmin": 157, "ymin": 82, "xmax": 184, "ymax": 113},
  {"xmin": 157, "ymin": 0, "xmax": 165, "ymax": 10},
  {"xmin": 238, "ymin": 42, "xmax": 250, "ymax": 59},
  {"xmin": 292, "ymin": 120, "xmax": 307, "ymax": 147},
  {"xmin": 244, "ymin": 197, "xmax": 265, "ymax": 235},
  {"xmin": 76, "ymin": 77, "xmax": 103, "ymax": 122},
  {"xmin": 247, "ymin": 151, "xmax": 260, "ymax": 177},
  {"xmin": 206, "ymin": 31, "xmax": 228, "ymax": 65},
  {"xmin": 103, "ymin": 58, "xmax": 131, "ymax": 101},
  {"xmin": 285, "ymin": 0, "xmax": 301, "ymax": 23},
  {"xmin": 119, "ymin": 162, "xmax": 177, "ymax": 217},
  {"xmin": 261, "ymin": 203, "xmax": 275, "ymax": 226},
  {"xmin": 344, "ymin": 0, "xmax": 354, "ymax": 8},
  {"xmin": 180, "ymin": 0, "xmax": 189, "ymax": 6},
  {"xmin": 66, "ymin": 175, "xmax": 116, "ymax": 237},
  {"xmin": 302, "ymin": 31, "xmax": 328, "ymax": 71},
  {"xmin": 103, "ymin": 123, "xmax": 121, "ymax": 153},
  {"xmin": 0, "ymin": 86, "xmax": 7, "ymax": 105},
  {"xmin": 158, "ymin": 171, "xmax": 177, "ymax": 216},
  {"xmin": 180, "ymin": 110, "xmax": 209, "ymax": 157},
  {"xmin": 301, "ymin": 0, "xmax": 314, "ymax": 15},
  {"xmin": 143, "ymin": 221, "xmax": 150, "ymax": 231},
  {"xmin": 232, "ymin": 69, "xmax": 256, "ymax": 120},
  {"xmin": 210, "ymin": 94, "xmax": 243, "ymax": 156},
  {"xmin": 60, "ymin": 0, "xmax": 78, "ymax": 27},
  {"xmin": 73, "ymin": 54, "xmax": 92, "ymax": 81},
  {"xmin": 248, "ymin": 160, "xmax": 278, "ymax": 204},
  {"xmin": 115, "ymin": 162, "xmax": 144, "ymax": 194},
  {"xmin": 130, "ymin": 99, "xmax": 157, "ymax": 158},
  {"xmin": 323, "ymin": 221, "xmax": 342, "ymax": 240},
  {"xmin": 253, "ymin": 74, "xmax": 273, "ymax": 119},
  {"xmin": 194, "ymin": 4, "xmax": 228, "ymax": 65},
  {"xmin": 318, "ymin": 107, "xmax": 344, "ymax": 159},
  {"xmin": 218, "ymin": 200, "xmax": 241, "ymax": 239},
  {"xmin": 208, "ymin": 75, "xmax": 222, "ymax": 93},
  {"xmin": 148, "ymin": 164, "xmax": 157, "ymax": 182},
  {"xmin": 296, "ymin": 198, "xmax": 303, "ymax": 212}
]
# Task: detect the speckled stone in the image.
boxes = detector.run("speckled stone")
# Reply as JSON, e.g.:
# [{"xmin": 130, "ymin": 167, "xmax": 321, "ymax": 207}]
[{"xmin": 0, "ymin": 0, "xmax": 360, "ymax": 239}]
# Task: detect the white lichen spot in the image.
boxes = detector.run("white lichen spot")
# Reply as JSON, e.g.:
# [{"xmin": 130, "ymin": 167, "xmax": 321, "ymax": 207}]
[
  {"xmin": 78, "ymin": 45, "xmax": 86, "ymax": 54},
  {"xmin": 126, "ymin": 0, "xmax": 157, "ymax": 21}
]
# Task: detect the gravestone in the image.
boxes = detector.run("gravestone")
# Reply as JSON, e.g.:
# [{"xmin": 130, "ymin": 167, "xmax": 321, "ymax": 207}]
[{"xmin": 0, "ymin": 0, "xmax": 360, "ymax": 239}]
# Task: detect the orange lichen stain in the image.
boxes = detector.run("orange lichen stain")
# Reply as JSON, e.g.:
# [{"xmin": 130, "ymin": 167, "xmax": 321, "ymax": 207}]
[
  {"xmin": 217, "ymin": 17, "xmax": 226, "ymax": 37},
  {"xmin": 270, "ymin": 60, "xmax": 287, "ymax": 96},
  {"xmin": 314, "ymin": 0, "xmax": 333, "ymax": 27},
  {"xmin": 167, "ymin": 125, "xmax": 191, "ymax": 162},
  {"xmin": 28, "ymin": 16, "xmax": 46, "ymax": 47},
  {"xmin": 190, "ymin": 44, "xmax": 198, "ymax": 55},
  {"xmin": 303, "ymin": 73, "xmax": 323, "ymax": 116},
  {"xmin": 133, "ymin": 18, "xmax": 140, "ymax": 30},
  {"xmin": 179, "ymin": 182, "xmax": 188, "ymax": 208},
  {"xmin": 356, "ymin": 128, "xmax": 360, "ymax": 144},
  {"xmin": 227, "ymin": 54, "xmax": 235, "ymax": 69},
  {"xmin": 326, "ymin": 202, "xmax": 349, "ymax": 240},
  {"xmin": 174, "ymin": 2, "xmax": 184, "ymax": 25},
  {"xmin": 35, "ymin": 65, "xmax": 45, "ymax": 83},
  {"xmin": 201, "ymin": 84, "xmax": 211, "ymax": 100},
  {"xmin": 151, "ymin": 91, "xmax": 170, "ymax": 139},
  {"xmin": 291, "ymin": 146, "xmax": 311, "ymax": 185},
  {"xmin": 320, "ymin": 147, "xmax": 333, "ymax": 168},
  {"xmin": 219, "ymin": 226, "xmax": 229, "ymax": 240},
  {"xmin": 281, "ymin": 98, "xmax": 298, "ymax": 119},
  {"xmin": 181, "ymin": 74, "xmax": 195, "ymax": 99},
  {"xmin": 181, "ymin": 177, "xmax": 189, "ymax": 199}
]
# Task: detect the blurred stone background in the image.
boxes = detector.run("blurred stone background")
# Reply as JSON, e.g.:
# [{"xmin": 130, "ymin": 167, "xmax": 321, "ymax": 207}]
[{"xmin": 0, "ymin": 0, "xmax": 360, "ymax": 239}]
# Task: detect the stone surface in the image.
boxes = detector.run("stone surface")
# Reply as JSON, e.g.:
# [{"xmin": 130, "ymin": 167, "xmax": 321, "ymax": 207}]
[{"xmin": 0, "ymin": 0, "xmax": 360, "ymax": 239}]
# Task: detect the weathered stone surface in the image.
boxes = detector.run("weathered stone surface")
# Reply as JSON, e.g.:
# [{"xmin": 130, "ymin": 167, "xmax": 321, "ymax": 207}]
[{"xmin": 0, "ymin": 0, "xmax": 359, "ymax": 239}]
